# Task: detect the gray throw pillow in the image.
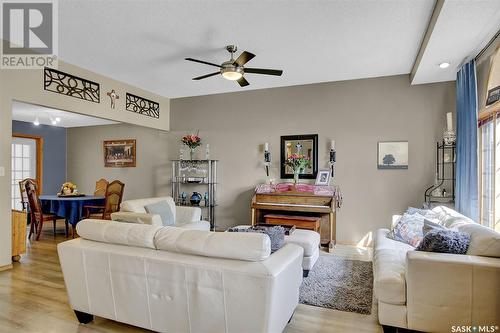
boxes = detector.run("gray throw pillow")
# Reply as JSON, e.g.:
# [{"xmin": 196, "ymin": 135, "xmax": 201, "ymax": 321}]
[
  {"xmin": 144, "ymin": 201, "xmax": 174, "ymax": 226},
  {"xmin": 228, "ymin": 225, "xmax": 285, "ymax": 252},
  {"xmin": 416, "ymin": 229, "xmax": 470, "ymax": 254},
  {"xmin": 422, "ymin": 219, "xmax": 447, "ymax": 234}
]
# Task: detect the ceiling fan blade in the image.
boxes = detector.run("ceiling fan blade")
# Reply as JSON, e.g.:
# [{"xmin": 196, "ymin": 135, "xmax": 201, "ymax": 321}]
[
  {"xmin": 244, "ymin": 68, "xmax": 283, "ymax": 76},
  {"xmin": 234, "ymin": 51, "xmax": 255, "ymax": 66},
  {"xmin": 237, "ymin": 76, "xmax": 250, "ymax": 87},
  {"xmin": 185, "ymin": 58, "xmax": 221, "ymax": 68},
  {"xmin": 192, "ymin": 72, "xmax": 220, "ymax": 80}
]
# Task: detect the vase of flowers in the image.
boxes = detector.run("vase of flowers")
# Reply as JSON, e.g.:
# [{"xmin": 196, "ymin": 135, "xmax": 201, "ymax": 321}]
[
  {"xmin": 284, "ymin": 154, "xmax": 311, "ymax": 186},
  {"xmin": 182, "ymin": 132, "xmax": 201, "ymax": 160}
]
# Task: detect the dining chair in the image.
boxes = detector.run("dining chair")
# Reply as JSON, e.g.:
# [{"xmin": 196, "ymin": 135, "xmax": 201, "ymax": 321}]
[
  {"xmin": 94, "ymin": 178, "xmax": 108, "ymax": 196},
  {"xmin": 84, "ymin": 180, "xmax": 125, "ymax": 220},
  {"xmin": 25, "ymin": 179, "xmax": 68, "ymax": 240},
  {"xmin": 19, "ymin": 178, "xmax": 37, "ymax": 211}
]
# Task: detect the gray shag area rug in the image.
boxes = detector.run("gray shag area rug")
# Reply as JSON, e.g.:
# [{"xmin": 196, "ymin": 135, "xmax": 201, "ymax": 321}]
[{"xmin": 299, "ymin": 254, "xmax": 373, "ymax": 315}]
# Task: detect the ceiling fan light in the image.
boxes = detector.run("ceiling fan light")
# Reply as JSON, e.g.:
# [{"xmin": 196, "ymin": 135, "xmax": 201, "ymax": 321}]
[{"xmin": 221, "ymin": 70, "xmax": 243, "ymax": 81}]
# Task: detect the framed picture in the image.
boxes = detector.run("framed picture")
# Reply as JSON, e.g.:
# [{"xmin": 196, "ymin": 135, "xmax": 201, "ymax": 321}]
[
  {"xmin": 377, "ymin": 141, "xmax": 408, "ymax": 170},
  {"xmin": 280, "ymin": 134, "xmax": 318, "ymax": 179},
  {"xmin": 486, "ymin": 85, "xmax": 500, "ymax": 106},
  {"xmin": 103, "ymin": 139, "xmax": 136, "ymax": 167},
  {"xmin": 315, "ymin": 169, "xmax": 331, "ymax": 186}
]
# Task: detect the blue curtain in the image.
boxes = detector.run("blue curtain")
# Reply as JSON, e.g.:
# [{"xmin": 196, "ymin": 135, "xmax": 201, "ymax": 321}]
[{"xmin": 456, "ymin": 59, "xmax": 478, "ymax": 221}]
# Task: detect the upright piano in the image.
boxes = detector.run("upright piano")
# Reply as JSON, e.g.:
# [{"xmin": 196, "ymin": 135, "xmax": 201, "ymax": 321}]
[{"xmin": 251, "ymin": 184, "xmax": 337, "ymax": 247}]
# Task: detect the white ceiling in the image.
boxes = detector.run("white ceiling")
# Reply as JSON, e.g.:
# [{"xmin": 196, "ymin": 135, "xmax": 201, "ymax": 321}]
[
  {"xmin": 412, "ymin": 0, "xmax": 500, "ymax": 84},
  {"xmin": 57, "ymin": 0, "xmax": 500, "ymax": 98},
  {"xmin": 12, "ymin": 101, "xmax": 119, "ymax": 128}
]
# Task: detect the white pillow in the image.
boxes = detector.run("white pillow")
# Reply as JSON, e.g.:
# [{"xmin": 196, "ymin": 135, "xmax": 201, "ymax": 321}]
[{"xmin": 457, "ymin": 223, "xmax": 500, "ymax": 258}]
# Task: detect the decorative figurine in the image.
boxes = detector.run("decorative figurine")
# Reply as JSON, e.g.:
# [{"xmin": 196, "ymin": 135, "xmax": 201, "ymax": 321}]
[
  {"xmin": 181, "ymin": 192, "xmax": 188, "ymax": 205},
  {"xmin": 204, "ymin": 192, "xmax": 209, "ymax": 206},
  {"xmin": 106, "ymin": 89, "xmax": 120, "ymax": 109}
]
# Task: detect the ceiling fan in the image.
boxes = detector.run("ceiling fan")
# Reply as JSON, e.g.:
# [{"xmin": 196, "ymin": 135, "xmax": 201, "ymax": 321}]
[{"xmin": 185, "ymin": 45, "xmax": 283, "ymax": 87}]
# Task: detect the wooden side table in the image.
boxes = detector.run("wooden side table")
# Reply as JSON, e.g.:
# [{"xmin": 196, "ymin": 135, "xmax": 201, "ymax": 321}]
[{"xmin": 12, "ymin": 210, "xmax": 27, "ymax": 262}]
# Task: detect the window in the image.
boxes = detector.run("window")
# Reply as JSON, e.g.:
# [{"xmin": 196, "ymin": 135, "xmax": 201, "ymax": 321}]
[
  {"xmin": 479, "ymin": 115, "xmax": 500, "ymax": 231},
  {"xmin": 480, "ymin": 120, "xmax": 494, "ymax": 228},
  {"xmin": 11, "ymin": 137, "xmax": 37, "ymax": 210}
]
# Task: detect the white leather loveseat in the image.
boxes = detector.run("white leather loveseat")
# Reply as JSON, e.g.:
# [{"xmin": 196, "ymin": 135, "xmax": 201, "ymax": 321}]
[
  {"xmin": 58, "ymin": 219, "xmax": 303, "ymax": 333},
  {"xmin": 373, "ymin": 206, "xmax": 500, "ymax": 332},
  {"xmin": 111, "ymin": 196, "xmax": 210, "ymax": 230}
]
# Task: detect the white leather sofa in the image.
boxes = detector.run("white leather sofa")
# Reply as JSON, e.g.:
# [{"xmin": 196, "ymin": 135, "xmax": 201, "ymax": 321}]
[
  {"xmin": 374, "ymin": 206, "xmax": 500, "ymax": 333},
  {"xmin": 58, "ymin": 219, "xmax": 303, "ymax": 333},
  {"xmin": 111, "ymin": 196, "xmax": 210, "ymax": 231}
]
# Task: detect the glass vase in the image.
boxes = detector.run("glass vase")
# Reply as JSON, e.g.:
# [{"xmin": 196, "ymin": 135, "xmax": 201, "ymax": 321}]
[
  {"xmin": 293, "ymin": 171, "xmax": 300, "ymax": 186},
  {"xmin": 189, "ymin": 147, "xmax": 196, "ymax": 160}
]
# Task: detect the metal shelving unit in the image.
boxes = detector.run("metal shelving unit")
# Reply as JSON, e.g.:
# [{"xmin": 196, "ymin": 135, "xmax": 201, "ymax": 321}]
[
  {"xmin": 424, "ymin": 141, "xmax": 456, "ymax": 207},
  {"xmin": 171, "ymin": 160, "xmax": 218, "ymax": 230}
]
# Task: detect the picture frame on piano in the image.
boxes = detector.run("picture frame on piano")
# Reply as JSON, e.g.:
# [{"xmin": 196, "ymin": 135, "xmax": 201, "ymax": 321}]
[{"xmin": 315, "ymin": 169, "xmax": 331, "ymax": 186}]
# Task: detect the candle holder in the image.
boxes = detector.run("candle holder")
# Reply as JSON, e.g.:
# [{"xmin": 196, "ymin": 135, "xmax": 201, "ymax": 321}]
[
  {"xmin": 329, "ymin": 148, "xmax": 336, "ymax": 177},
  {"xmin": 264, "ymin": 150, "xmax": 271, "ymax": 177}
]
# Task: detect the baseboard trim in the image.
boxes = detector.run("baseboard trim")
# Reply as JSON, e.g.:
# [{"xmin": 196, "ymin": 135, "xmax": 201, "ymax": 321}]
[{"xmin": 0, "ymin": 264, "xmax": 13, "ymax": 272}]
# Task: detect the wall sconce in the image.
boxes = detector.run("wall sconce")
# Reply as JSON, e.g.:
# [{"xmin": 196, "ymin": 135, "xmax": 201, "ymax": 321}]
[
  {"xmin": 329, "ymin": 140, "xmax": 336, "ymax": 178},
  {"xmin": 264, "ymin": 142, "xmax": 271, "ymax": 177}
]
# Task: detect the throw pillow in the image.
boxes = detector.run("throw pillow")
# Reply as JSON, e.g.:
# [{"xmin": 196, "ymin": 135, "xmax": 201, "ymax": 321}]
[
  {"xmin": 144, "ymin": 201, "xmax": 175, "ymax": 226},
  {"xmin": 407, "ymin": 207, "xmax": 437, "ymax": 218},
  {"xmin": 228, "ymin": 225, "xmax": 285, "ymax": 252},
  {"xmin": 422, "ymin": 219, "xmax": 447, "ymax": 235},
  {"xmin": 416, "ymin": 229, "xmax": 470, "ymax": 254},
  {"xmin": 387, "ymin": 213, "xmax": 426, "ymax": 247}
]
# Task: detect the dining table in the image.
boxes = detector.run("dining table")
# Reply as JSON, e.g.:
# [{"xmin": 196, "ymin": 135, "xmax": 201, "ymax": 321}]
[{"xmin": 39, "ymin": 195, "xmax": 105, "ymax": 236}]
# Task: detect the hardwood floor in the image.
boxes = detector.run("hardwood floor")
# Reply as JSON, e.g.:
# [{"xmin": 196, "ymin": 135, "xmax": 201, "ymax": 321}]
[{"xmin": 0, "ymin": 225, "xmax": 382, "ymax": 333}]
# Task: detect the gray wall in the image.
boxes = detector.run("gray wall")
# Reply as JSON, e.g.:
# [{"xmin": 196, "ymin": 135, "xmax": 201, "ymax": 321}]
[
  {"xmin": 12, "ymin": 120, "xmax": 67, "ymax": 195},
  {"xmin": 67, "ymin": 123, "xmax": 170, "ymax": 200},
  {"xmin": 170, "ymin": 74, "xmax": 456, "ymax": 245}
]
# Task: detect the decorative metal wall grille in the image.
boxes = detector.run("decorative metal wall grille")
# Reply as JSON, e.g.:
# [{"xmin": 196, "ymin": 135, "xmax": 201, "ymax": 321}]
[
  {"xmin": 125, "ymin": 93, "xmax": 160, "ymax": 118},
  {"xmin": 44, "ymin": 68, "xmax": 100, "ymax": 103}
]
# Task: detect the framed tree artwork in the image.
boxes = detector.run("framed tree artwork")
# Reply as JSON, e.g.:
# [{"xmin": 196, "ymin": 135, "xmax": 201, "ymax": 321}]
[
  {"xmin": 103, "ymin": 139, "xmax": 136, "ymax": 167},
  {"xmin": 280, "ymin": 134, "xmax": 318, "ymax": 179},
  {"xmin": 377, "ymin": 141, "xmax": 408, "ymax": 169}
]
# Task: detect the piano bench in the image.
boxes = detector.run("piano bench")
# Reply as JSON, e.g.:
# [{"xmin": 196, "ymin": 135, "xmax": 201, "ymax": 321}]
[{"xmin": 264, "ymin": 214, "xmax": 321, "ymax": 232}]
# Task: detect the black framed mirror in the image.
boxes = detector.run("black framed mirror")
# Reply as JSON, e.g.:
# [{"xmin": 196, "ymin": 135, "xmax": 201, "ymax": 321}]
[{"xmin": 280, "ymin": 134, "xmax": 318, "ymax": 179}]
